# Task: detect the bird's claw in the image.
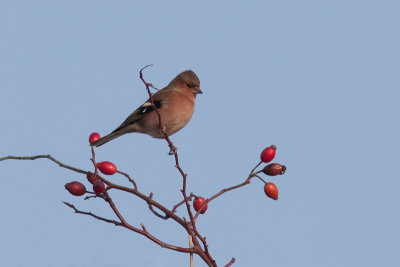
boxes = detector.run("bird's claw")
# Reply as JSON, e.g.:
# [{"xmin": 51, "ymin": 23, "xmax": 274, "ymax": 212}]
[{"xmin": 168, "ymin": 145, "xmax": 178, "ymax": 155}]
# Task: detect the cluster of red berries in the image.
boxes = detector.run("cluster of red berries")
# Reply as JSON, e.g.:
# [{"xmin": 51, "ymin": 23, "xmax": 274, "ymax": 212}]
[
  {"xmin": 191, "ymin": 145, "xmax": 287, "ymax": 215},
  {"xmin": 65, "ymin": 132, "xmax": 119, "ymax": 197},
  {"xmin": 260, "ymin": 145, "xmax": 286, "ymax": 200},
  {"xmin": 65, "ymin": 172, "xmax": 107, "ymax": 196},
  {"xmin": 66, "ymin": 133, "xmax": 286, "ymax": 215}
]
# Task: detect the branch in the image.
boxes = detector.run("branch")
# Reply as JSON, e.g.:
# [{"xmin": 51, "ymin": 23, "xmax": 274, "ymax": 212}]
[
  {"xmin": 172, "ymin": 193, "xmax": 195, "ymax": 213},
  {"xmin": 208, "ymin": 168, "xmax": 263, "ymax": 204},
  {"xmin": 0, "ymin": 155, "xmax": 87, "ymax": 174},
  {"xmin": 1, "ymin": 153, "xmax": 189, "ymax": 227},
  {"xmin": 225, "ymin": 258, "xmax": 236, "ymax": 267},
  {"xmin": 1, "ymin": 142, "xmax": 233, "ymax": 267},
  {"xmin": 64, "ymin": 197, "xmax": 193, "ymax": 254},
  {"xmin": 103, "ymin": 191, "xmax": 193, "ymax": 253},
  {"xmin": 90, "ymin": 145, "xmax": 99, "ymax": 177},
  {"xmin": 63, "ymin": 201, "xmax": 122, "ymax": 226},
  {"xmin": 193, "ymin": 164, "xmax": 263, "ymax": 221},
  {"xmin": 148, "ymin": 192, "xmax": 169, "ymax": 220},
  {"xmin": 116, "ymin": 170, "xmax": 138, "ymax": 190}
]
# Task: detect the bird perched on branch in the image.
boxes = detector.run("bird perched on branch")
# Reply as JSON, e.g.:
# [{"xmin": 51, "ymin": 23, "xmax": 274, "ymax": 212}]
[{"xmin": 93, "ymin": 70, "xmax": 202, "ymax": 147}]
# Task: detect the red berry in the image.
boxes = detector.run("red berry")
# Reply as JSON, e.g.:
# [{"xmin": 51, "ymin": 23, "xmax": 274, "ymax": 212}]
[
  {"xmin": 264, "ymin": 183, "xmax": 278, "ymax": 200},
  {"xmin": 263, "ymin": 163, "xmax": 286, "ymax": 176},
  {"xmin": 193, "ymin": 196, "xmax": 208, "ymax": 214},
  {"xmin": 260, "ymin": 145, "xmax": 277, "ymax": 163},
  {"xmin": 93, "ymin": 180, "xmax": 105, "ymax": 194},
  {"xmin": 65, "ymin": 181, "xmax": 86, "ymax": 196},
  {"xmin": 86, "ymin": 172, "xmax": 98, "ymax": 184},
  {"xmin": 97, "ymin": 161, "xmax": 117, "ymax": 175},
  {"xmin": 89, "ymin": 132, "xmax": 101, "ymax": 144}
]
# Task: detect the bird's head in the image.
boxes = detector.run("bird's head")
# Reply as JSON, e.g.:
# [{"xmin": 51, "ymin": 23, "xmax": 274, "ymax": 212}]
[{"xmin": 174, "ymin": 70, "xmax": 202, "ymax": 96}]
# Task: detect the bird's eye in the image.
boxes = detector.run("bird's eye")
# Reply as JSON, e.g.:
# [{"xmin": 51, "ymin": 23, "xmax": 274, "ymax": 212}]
[{"xmin": 186, "ymin": 83, "xmax": 192, "ymax": 88}]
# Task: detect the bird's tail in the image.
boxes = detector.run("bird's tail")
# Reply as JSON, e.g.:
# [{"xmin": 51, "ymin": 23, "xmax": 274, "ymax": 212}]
[{"xmin": 93, "ymin": 131, "xmax": 124, "ymax": 147}]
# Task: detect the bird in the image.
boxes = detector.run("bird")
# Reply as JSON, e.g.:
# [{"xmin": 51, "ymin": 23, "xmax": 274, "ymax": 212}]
[{"xmin": 93, "ymin": 70, "xmax": 202, "ymax": 147}]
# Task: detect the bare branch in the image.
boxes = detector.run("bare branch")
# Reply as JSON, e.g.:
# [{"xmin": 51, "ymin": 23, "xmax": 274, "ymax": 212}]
[
  {"xmin": 225, "ymin": 258, "xmax": 236, "ymax": 267},
  {"xmin": 63, "ymin": 201, "xmax": 122, "ymax": 226},
  {"xmin": 192, "ymin": 162, "xmax": 264, "ymax": 221},
  {"xmin": 116, "ymin": 170, "xmax": 138, "ymax": 190},
  {"xmin": 207, "ymin": 163, "xmax": 263, "ymax": 204},
  {"xmin": 148, "ymin": 204, "xmax": 169, "ymax": 220},
  {"xmin": 63, "ymin": 200, "xmax": 193, "ymax": 253},
  {"xmin": 90, "ymin": 145, "xmax": 99, "ymax": 176},
  {"xmin": 172, "ymin": 193, "xmax": 195, "ymax": 213},
  {"xmin": 254, "ymin": 173, "xmax": 267, "ymax": 184},
  {"xmin": 148, "ymin": 193, "xmax": 169, "ymax": 220},
  {"xmin": 0, "ymin": 155, "xmax": 87, "ymax": 174}
]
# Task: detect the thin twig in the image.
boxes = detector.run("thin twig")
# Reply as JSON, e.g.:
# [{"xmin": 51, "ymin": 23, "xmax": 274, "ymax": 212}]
[
  {"xmin": 63, "ymin": 200, "xmax": 192, "ymax": 253},
  {"xmin": 225, "ymin": 258, "xmax": 236, "ymax": 267},
  {"xmin": 251, "ymin": 161, "xmax": 263, "ymax": 174},
  {"xmin": 147, "ymin": 193, "xmax": 169, "ymax": 220},
  {"xmin": 91, "ymin": 145, "xmax": 99, "ymax": 176},
  {"xmin": 63, "ymin": 201, "xmax": 122, "ymax": 225},
  {"xmin": 116, "ymin": 170, "xmax": 138, "ymax": 190},
  {"xmin": 254, "ymin": 173, "xmax": 267, "ymax": 184},
  {"xmin": 148, "ymin": 204, "xmax": 169, "ymax": 220},
  {"xmin": 193, "ymin": 163, "xmax": 263, "ymax": 221},
  {"xmin": 103, "ymin": 191, "xmax": 193, "ymax": 253},
  {"xmin": 0, "ymin": 155, "xmax": 87, "ymax": 174},
  {"xmin": 172, "ymin": 193, "xmax": 195, "ymax": 213},
  {"xmin": 207, "ymin": 162, "xmax": 262, "ymax": 204},
  {"xmin": 1, "ymin": 153, "xmax": 187, "ymax": 226}
]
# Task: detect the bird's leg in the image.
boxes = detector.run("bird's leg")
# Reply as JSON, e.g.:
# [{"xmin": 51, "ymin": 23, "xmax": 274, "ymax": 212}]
[{"xmin": 158, "ymin": 126, "xmax": 178, "ymax": 155}]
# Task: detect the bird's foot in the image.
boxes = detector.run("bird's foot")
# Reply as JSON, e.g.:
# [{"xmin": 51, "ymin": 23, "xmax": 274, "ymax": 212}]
[{"xmin": 168, "ymin": 145, "xmax": 178, "ymax": 155}]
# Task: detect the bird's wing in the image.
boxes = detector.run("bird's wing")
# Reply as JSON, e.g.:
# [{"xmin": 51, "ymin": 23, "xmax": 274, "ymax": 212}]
[{"xmin": 111, "ymin": 99, "xmax": 163, "ymax": 133}]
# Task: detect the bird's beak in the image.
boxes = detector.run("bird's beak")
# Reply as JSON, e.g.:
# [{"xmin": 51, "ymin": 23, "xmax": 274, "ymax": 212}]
[{"xmin": 194, "ymin": 86, "xmax": 203, "ymax": 94}]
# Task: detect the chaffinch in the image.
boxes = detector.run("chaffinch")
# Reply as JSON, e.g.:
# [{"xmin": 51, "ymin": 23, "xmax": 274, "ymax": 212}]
[{"xmin": 93, "ymin": 70, "xmax": 202, "ymax": 147}]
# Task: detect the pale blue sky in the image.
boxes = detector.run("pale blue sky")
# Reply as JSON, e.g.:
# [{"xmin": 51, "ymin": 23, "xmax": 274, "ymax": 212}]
[{"xmin": 1, "ymin": 1, "xmax": 399, "ymax": 266}]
